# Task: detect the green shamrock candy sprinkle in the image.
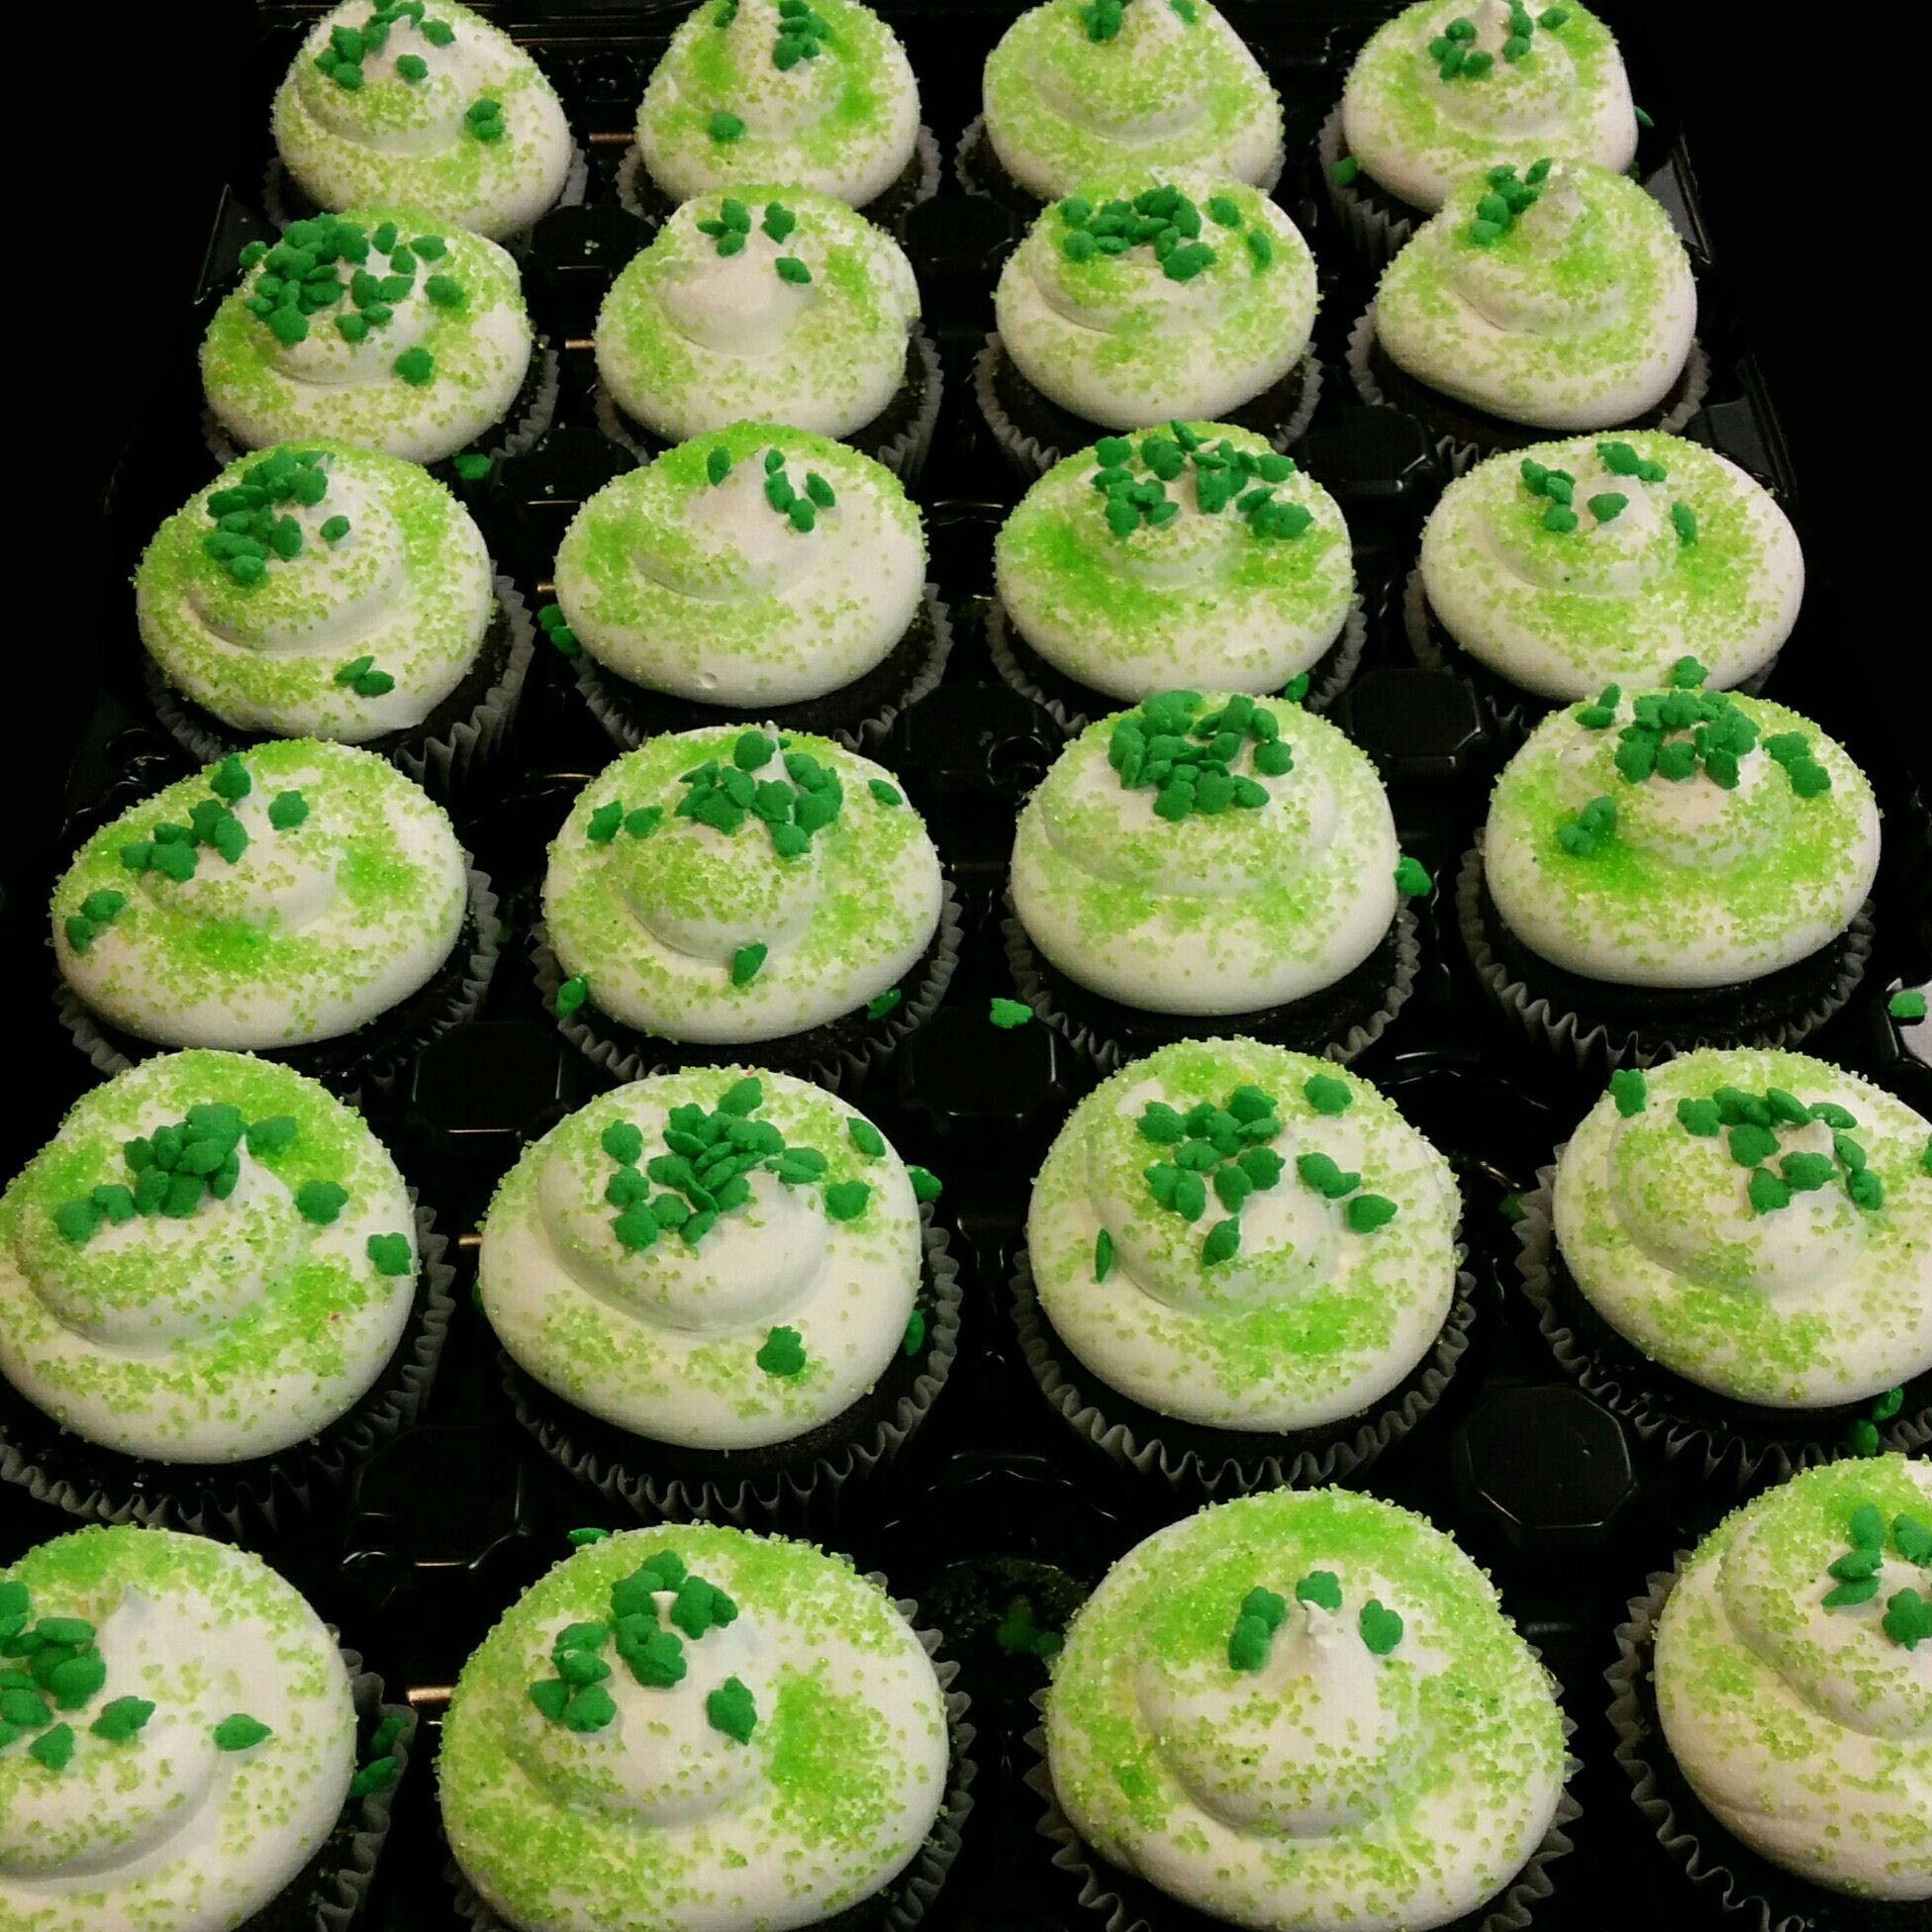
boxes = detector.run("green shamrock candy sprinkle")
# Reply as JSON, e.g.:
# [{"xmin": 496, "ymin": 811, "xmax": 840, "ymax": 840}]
[
  {"xmin": 756, "ymin": 1326, "xmax": 806, "ymax": 1376},
  {"xmin": 1609, "ymin": 1068, "xmax": 1647, "ymax": 1115},
  {"xmin": 1295, "ymin": 1571, "xmax": 1343, "ymax": 1612},
  {"xmin": 212, "ymin": 1713, "xmax": 272, "ymax": 1751},
  {"xmin": 706, "ymin": 1676, "xmax": 758, "ymax": 1743},
  {"xmin": 990, "ymin": 998, "xmax": 1032, "ymax": 1028},
  {"xmin": 366, "ymin": 1233, "xmax": 412, "ymax": 1276},
  {"xmin": 89, "ymin": 1696, "xmax": 154, "ymax": 1741},
  {"xmin": 1883, "ymin": 1588, "xmax": 1932, "ymax": 1650},
  {"xmin": 1358, "ymin": 1599, "xmax": 1403, "ymax": 1655}
]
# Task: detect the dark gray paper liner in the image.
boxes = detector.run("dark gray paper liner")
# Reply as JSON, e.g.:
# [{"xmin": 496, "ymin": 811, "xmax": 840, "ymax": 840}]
[
  {"xmin": 1011, "ymin": 1244, "xmax": 1477, "ymax": 1498},
  {"xmin": 531, "ymin": 871, "xmax": 964, "ymax": 1096},
  {"xmin": 1315, "ymin": 102, "xmax": 1422, "ymax": 275},
  {"xmin": 615, "ymin": 126, "xmax": 943, "ymax": 240},
  {"xmin": 1513, "ymin": 1160, "xmax": 1932, "ymax": 1493},
  {"xmin": 0, "ymin": 1197, "xmax": 456, "ymax": 1538},
  {"xmin": 1455, "ymin": 840, "xmax": 1879, "ymax": 1074},
  {"xmin": 144, "ymin": 576, "xmax": 536, "ymax": 801},
  {"xmin": 446, "ymin": 1589, "xmax": 976, "ymax": 1932},
  {"xmin": 1347, "ymin": 304, "xmax": 1712, "ymax": 479},
  {"xmin": 987, "ymin": 593, "xmax": 1366, "ymax": 737},
  {"xmin": 1401, "ymin": 566, "xmax": 1782, "ymax": 748},
  {"xmin": 973, "ymin": 332, "xmax": 1322, "ymax": 481},
  {"xmin": 952, "ymin": 113, "xmax": 1287, "ymax": 214},
  {"xmin": 572, "ymin": 584, "xmax": 955, "ymax": 757},
  {"xmin": 1001, "ymin": 899, "xmax": 1421, "ymax": 1075},
  {"xmin": 1023, "ymin": 1685, "xmax": 1582, "ymax": 1932},
  {"xmin": 500, "ymin": 1206, "xmax": 961, "ymax": 1524},
  {"xmin": 1607, "ymin": 1568, "xmax": 1928, "ymax": 1931},
  {"xmin": 56, "ymin": 861, "xmax": 504, "ymax": 1100},
  {"xmin": 593, "ymin": 327, "xmax": 944, "ymax": 486}
]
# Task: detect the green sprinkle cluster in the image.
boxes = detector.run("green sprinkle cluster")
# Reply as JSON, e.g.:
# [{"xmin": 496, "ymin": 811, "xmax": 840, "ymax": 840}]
[
  {"xmin": 60, "ymin": 889, "xmax": 127, "ymax": 957},
  {"xmin": 1296, "ymin": 1148, "xmax": 1400, "ymax": 1233},
  {"xmin": 1819, "ymin": 1501, "xmax": 1932, "ymax": 1647},
  {"xmin": 1056, "ymin": 183, "xmax": 1272, "ymax": 279},
  {"xmin": 200, "ymin": 446, "xmax": 348, "ymax": 586},
  {"xmin": 771, "ymin": 0, "xmax": 829, "ymax": 67},
  {"xmin": 1225, "ymin": 1584, "xmax": 1287, "ymax": 1669},
  {"xmin": 528, "ymin": 1547, "xmax": 754, "ymax": 1740},
  {"xmin": 1086, "ymin": 427, "xmax": 1308, "ymax": 540},
  {"xmin": 1137, "ymin": 1083, "xmax": 1287, "ymax": 1266},
  {"xmin": 464, "ymin": 96, "xmax": 507, "ymax": 144},
  {"xmin": 237, "ymin": 215, "xmax": 458, "ymax": 375},
  {"xmin": 670, "ymin": 729, "xmax": 844, "ymax": 856},
  {"xmin": 594, "ymin": 1076, "xmax": 868, "ymax": 1261},
  {"xmin": 52, "ymin": 1101, "xmax": 296, "ymax": 1238},
  {"xmin": 348, "ymin": 1709, "xmax": 408, "ymax": 1796},
  {"xmin": 334, "ymin": 653, "xmax": 395, "ymax": 699},
  {"xmin": 1848, "ymin": 1388, "xmax": 1905, "ymax": 1458},
  {"xmin": 1665, "ymin": 1081, "xmax": 1885, "ymax": 1216},
  {"xmin": 313, "ymin": 4, "xmax": 453, "ymax": 91},
  {"xmin": 706, "ymin": 441, "xmax": 837, "ymax": 533},
  {"xmin": 1520, "ymin": 441, "xmax": 1684, "ymax": 538},
  {"xmin": 1107, "ymin": 689, "xmax": 1291, "ymax": 822},
  {"xmin": 1466, "ymin": 158, "xmax": 1551, "ymax": 243},
  {"xmin": 1557, "ymin": 794, "xmax": 1615, "ymax": 857},
  {"xmin": 1225, "ymin": 1570, "xmax": 1404, "ymax": 1671},
  {"xmin": 696, "ymin": 198, "xmax": 810, "ymax": 285},
  {"xmin": 118, "ymin": 755, "xmax": 303, "ymax": 886},
  {"xmin": 1570, "ymin": 670, "xmax": 1829, "ymax": 800},
  {"xmin": 535, "ymin": 602, "xmax": 581, "ymax": 659}
]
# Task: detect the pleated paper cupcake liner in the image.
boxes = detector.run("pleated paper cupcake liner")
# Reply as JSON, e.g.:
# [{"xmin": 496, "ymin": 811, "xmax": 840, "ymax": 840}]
[
  {"xmin": 500, "ymin": 1207, "xmax": 960, "ymax": 1526},
  {"xmin": 572, "ymin": 585, "xmax": 953, "ymax": 758},
  {"xmin": 1514, "ymin": 1161, "xmax": 1932, "ymax": 1494},
  {"xmin": 1455, "ymin": 840, "xmax": 1877, "ymax": 1074},
  {"xmin": 448, "ymin": 1594, "xmax": 976, "ymax": 1932},
  {"xmin": 1347, "ymin": 304, "xmax": 1711, "ymax": 478},
  {"xmin": 1023, "ymin": 1691, "xmax": 1582, "ymax": 1932},
  {"xmin": 1606, "ymin": 1570, "xmax": 1925, "ymax": 1932},
  {"xmin": 1315, "ymin": 102, "xmax": 1421, "ymax": 275},
  {"xmin": 532, "ymin": 873, "xmax": 963, "ymax": 1096},
  {"xmin": 1010, "ymin": 1244, "xmax": 1477, "ymax": 1500},
  {"xmin": 0, "ymin": 1198, "xmax": 456, "ymax": 1540},
  {"xmin": 57, "ymin": 864, "xmax": 503, "ymax": 1102},
  {"xmin": 987, "ymin": 594, "xmax": 1366, "ymax": 739},
  {"xmin": 616, "ymin": 126, "xmax": 942, "ymax": 241},
  {"xmin": 1001, "ymin": 899, "xmax": 1419, "ymax": 1077},
  {"xmin": 974, "ymin": 331, "xmax": 1321, "ymax": 481},
  {"xmin": 145, "ymin": 575, "xmax": 535, "ymax": 802},
  {"xmin": 594, "ymin": 328, "xmax": 943, "ymax": 485}
]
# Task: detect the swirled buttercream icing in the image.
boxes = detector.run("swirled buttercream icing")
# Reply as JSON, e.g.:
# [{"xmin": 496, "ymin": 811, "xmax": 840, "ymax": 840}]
[
  {"xmin": 51, "ymin": 740, "xmax": 468, "ymax": 1051},
  {"xmin": 1028, "ymin": 1039, "xmax": 1460, "ymax": 1429},
  {"xmin": 1482, "ymin": 680, "xmax": 1880, "ymax": 988},
  {"xmin": 0, "ymin": 1525, "xmax": 356, "ymax": 1932},
  {"xmin": 272, "ymin": 1, "xmax": 573, "ymax": 241},
  {"xmin": 200, "ymin": 205, "xmax": 534, "ymax": 464},
  {"xmin": 1654, "ymin": 1455, "xmax": 1932, "ymax": 1898},
  {"xmin": 553, "ymin": 423, "xmax": 924, "ymax": 707},
  {"xmin": 541, "ymin": 726, "xmax": 942, "ymax": 1044},
  {"xmin": 1340, "ymin": 0, "xmax": 1636, "ymax": 215},
  {"xmin": 1418, "ymin": 432, "xmax": 1802, "ymax": 701},
  {"xmin": 439, "ymin": 1523, "xmax": 949, "ymax": 1932},
  {"xmin": 137, "ymin": 439, "xmax": 495, "ymax": 741},
  {"xmin": 0, "ymin": 1052, "xmax": 421, "ymax": 1464},
  {"xmin": 1551, "ymin": 1049, "xmax": 1932, "ymax": 1407},
  {"xmin": 1010, "ymin": 690, "xmax": 1401, "ymax": 1015},
  {"xmin": 1374, "ymin": 157, "xmax": 1694, "ymax": 430},
  {"xmin": 480, "ymin": 1067, "xmax": 920, "ymax": 1450},
  {"xmin": 637, "ymin": 0, "xmax": 919, "ymax": 210},
  {"xmin": 983, "ymin": 0, "xmax": 1283, "ymax": 203},
  {"xmin": 996, "ymin": 422, "xmax": 1353, "ymax": 702},
  {"xmin": 996, "ymin": 175, "xmax": 1316, "ymax": 431},
  {"xmin": 595, "ymin": 186, "xmax": 919, "ymax": 445},
  {"xmin": 1044, "ymin": 1487, "xmax": 1568, "ymax": 1931}
]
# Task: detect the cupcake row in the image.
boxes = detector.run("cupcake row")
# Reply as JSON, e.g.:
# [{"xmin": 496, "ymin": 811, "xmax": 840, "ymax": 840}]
[{"xmin": 4, "ymin": 1458, "xmax": 1926, "ymax": 1928}]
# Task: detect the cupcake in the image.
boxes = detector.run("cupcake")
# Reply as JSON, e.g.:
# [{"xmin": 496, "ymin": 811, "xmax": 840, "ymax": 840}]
[
  {"xmin": 553, "ymin": 422, "xmax": 947, "ymax": 752},
  {"xmin": 438, "ymin": 1523, "xmax": 970, "ymax": 1932},
  {"xmin": 593, "ymin": 186, "xmax": 936, "ymax": 480},
  {"xmin": 1517, "ymin": 1048, "xmax": 1932, "ymax": 1487},
  {"xmin": 1326, "ymin": 0, "xmax": 1637, "ymax": 266},
  {"xmin": 480, "ymin": 1066, "xmax": 958, "ymax": 1519},
  {"xmin": 200, "ymin": 206, "xmax": 545, "ymax": 467},
  {"xmin": 1461, "ymin": 675, "xmax": 1880, "ymax": 1066},
  {"xmin": 1015, "ymin": 1038, "xmax": 1472, "ymax": 1495},
  {"xmin": 136, "ymin": 439, "xmax": 531, "ymax": 791},
  {"xmin": 972, "ymin": 0, "xmax": 1283, "ymax": 209},
  {"xmin": 1610, "ymin": 1456, "xmax": 1932, "ymax": 1914},
  {"xmin": 991, "ymin": 422, "xmax": 1359, "ymax": 732},
  {"xmin": 1006, "ymin": 689, "xmax": 1427, "ymax": 1070},
  {"xmin": 537, "ymin": 725, "xmax": 955, "ymax": 1089},
  {"xmin": 632, "ymin": 0, "xmax": 932, "ymax": 230},
  {"xmin": 0, "ymin": 1524, "xmax": 414, "ymax": 1931},
  {"xmin": 1352, "ymin": 158, "xmax": 1702, "ymax": 472},
  {"xmin": 1411, "ymin": 432, "xmax": 1803, "ymax": 730},
  {"xmin": 1038, "ymin": 1488, "xmax": 1576, "ymax": 1932},
  {"xmin": 50, "ymin": 739, "xmax": 496, "ymax": 1089},
  {"xmin": 981, "ymin": 174, "xmax": 1319, "ymax": 476},
  {"xmin": 0, "ymin": 1051, "xmax": 452, "ymax": 1528},
  {"xmin": 271, "ymin": 0, "xmax": 575, "ymax": 241}
]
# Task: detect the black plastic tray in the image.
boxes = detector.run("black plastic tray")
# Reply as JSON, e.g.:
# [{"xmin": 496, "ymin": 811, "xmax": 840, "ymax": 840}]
[{"xmin": 10, "ymin": 7, "xmax": 1932, "ymax": 1931}]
